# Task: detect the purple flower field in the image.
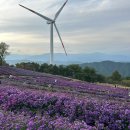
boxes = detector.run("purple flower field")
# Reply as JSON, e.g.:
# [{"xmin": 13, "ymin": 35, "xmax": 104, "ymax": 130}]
[{"xmin": 0, "ymin": 67, "xmax": 130, "ymax": 130}]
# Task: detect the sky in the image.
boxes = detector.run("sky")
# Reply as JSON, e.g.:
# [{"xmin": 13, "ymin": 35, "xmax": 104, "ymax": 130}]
[{"xmin": 0, "ymin": 0, "xmax": 130, "ymax": 55}]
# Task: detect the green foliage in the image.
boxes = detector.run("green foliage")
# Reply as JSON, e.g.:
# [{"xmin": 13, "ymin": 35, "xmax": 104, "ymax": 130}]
[
  {"xmin": 16, "ymin": 62, "xmax": 106, "ymax": 83},
  {"xmin": 125, "ymin": 77, "xmax": 130, "ymax": 80},
  {"xmin": 0, "ymin": 42, "xmax": 9, "ymax": 66},
  {"xmin": 65, "ymin": 64, "xmax": 82, "ymax": 78},
  {"xmin": 120, "ymin": 79, "xmax": 130, "ymax": 87},
  {"xmin": 39, "ymin": 63, "xmax": 50, "ymax": 73},
  {"xmin": 96, "ymin": 74, "xmax": 106, "ymax": 83},
  {"xmin": 110, "ymin": 70, "xmax": 122, "ymax": 82},
  {"xmin": 81, "ymin": 61, "xmax": 130, "ymax": 77},
  {"xmin": 82, "ymin": 67, "xmax": 95, "ymax": 82},
  {"xmin": 58, "ymin": 65, "xmax": 66, "ymax": 76},
  {"xmin": 16, "ymin": 62, "xmax": 40, "ymax": 71}
]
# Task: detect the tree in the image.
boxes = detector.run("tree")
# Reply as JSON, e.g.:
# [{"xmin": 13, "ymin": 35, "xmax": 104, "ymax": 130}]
[
  {"xmin": 83, "ymin": 67, "xmax": 97, "ymax": 82},
  {"xmin": 96, "ymin": 74, "xmax": 106, "ymax": 83},
  {"xmin": 111, "ymin": 70, "xmax": 122, "ymax": 82},
  {"xmin": 66, "ymin": 64, "xmax": 82, "ymax": 78},
  {"xmin": 16, "ymin": 62, "xmax": 40, "ymax": 71},
  {"xmin": 51, "ymin": 65, "xmax": 59, "ymax": 75},
  {"xmin": 58, "ymin": 65, "xmax": 66, "ymax": 76},
  {"xmin": 0, "ymin": 42, "xmax": 9, "ymax": 66},
  {"xmin": 39, "ymin": 63, "xmax": 49, "ymax": 73}
]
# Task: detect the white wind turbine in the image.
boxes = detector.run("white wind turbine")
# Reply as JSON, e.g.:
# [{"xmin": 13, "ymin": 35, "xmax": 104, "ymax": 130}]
[{"xmin": 19, "ymin": 0, "xmax": 68, "ymax": 64}]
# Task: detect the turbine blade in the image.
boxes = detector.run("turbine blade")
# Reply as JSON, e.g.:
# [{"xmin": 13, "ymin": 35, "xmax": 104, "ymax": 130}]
[
  {"xmin": 54, "ymin": 23, "xmax": 67, "ymax": 56},
  {"xmin": 54, "ymin": 0, "xmax": 68, "ymax": 21},
  {"xmin": 19, "ymin": 4, "xmax": 54, "ymax": 22}
]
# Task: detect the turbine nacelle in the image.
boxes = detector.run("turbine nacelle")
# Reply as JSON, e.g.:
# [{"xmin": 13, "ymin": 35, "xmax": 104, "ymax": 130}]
[{"xmin": 47, "ymin": 20, "xmax": 55, "ymax": 24}]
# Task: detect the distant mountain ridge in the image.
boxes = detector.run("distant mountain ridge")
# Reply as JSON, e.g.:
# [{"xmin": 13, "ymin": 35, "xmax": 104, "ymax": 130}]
[
  {"xmin": 81, "ymin": 61, "xmax": 130, "ymax": 77},
  {"xmin": 6, "ymin": 53, "xmax": 130, "ymax": 65}
]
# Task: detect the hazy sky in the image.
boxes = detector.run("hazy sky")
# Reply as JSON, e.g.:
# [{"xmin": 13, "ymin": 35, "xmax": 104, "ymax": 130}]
[{"xmin": 0, "ymin": 0, "xmax": 130, "ymax": 55}]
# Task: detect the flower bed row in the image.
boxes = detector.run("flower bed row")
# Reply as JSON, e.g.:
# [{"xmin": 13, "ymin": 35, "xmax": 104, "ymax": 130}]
[{"xmin": 0, "ymin": 86, "xmax": 129, "ymax": 130}]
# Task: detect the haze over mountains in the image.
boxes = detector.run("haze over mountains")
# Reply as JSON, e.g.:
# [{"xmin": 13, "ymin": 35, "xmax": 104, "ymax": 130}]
[
  {"xmin": 5, "ymin": 53, "xmax": 130, "ymax": 77},
  {"xmin": 6, "ymin": 53, "xmax": 130, "ymax": 65}
]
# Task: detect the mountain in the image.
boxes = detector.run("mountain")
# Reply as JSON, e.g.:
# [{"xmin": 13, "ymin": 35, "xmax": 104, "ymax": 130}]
[
  {"xmin": 80, "ymin": 61, "xmax": 130, "ymax": 77},
  {"xmin": 5, "ymin": 53, "xmax": 130, "ymax": 65}
]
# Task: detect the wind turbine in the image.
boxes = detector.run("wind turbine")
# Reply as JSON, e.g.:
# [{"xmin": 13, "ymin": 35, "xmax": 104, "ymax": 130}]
[{"xmin": 19, "ymin": 0, "xmax": 68, "ymax": 64}]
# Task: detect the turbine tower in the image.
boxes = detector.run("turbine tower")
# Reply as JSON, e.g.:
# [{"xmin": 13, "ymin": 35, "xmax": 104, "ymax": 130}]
[{"xmin": 19, "ymin": 0, "xmax": 68, "ymax": 64}]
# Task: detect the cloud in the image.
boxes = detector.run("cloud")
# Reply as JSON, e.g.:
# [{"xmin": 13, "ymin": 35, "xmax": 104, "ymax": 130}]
[{"xmin": 0, "ymin": 0, "xmax": 130, "ymax": 55}]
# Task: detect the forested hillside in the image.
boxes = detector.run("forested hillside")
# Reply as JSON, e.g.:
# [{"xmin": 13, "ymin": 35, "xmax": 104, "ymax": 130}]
[{"xmin": 81, "ymin": 61, "xmax": 130, "ymax": 77}]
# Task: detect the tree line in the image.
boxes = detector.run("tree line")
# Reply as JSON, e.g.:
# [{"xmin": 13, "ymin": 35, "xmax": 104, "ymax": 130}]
[
  {"xmin": 0, "ymin": 42, "xmax": 123, "ymax": 84},
  {"xmin": 15, "ymin": 62, "xmax": 122, "ymax": 83}
]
